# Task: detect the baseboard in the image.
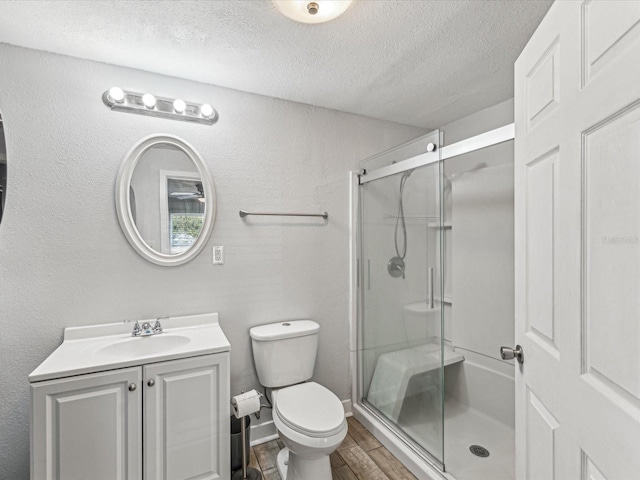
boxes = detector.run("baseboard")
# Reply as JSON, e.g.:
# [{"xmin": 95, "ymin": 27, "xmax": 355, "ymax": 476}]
[
  {"xmin": 250, "ymin": 398, "xmax": 354, "ymax": 446},
  {"xmin": 342, "ymin": 398, "xmax": 353, "ymax": 417},
  {"xmin": 250, "ymin": 420, "xmax": 278, "ymax": 447}
]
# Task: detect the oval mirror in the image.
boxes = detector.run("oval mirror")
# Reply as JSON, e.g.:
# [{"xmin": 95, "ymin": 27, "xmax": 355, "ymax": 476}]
[
  {"xmin": 116, "ymin": 134, "xmax": 216, "ymax": 266},
  {"xmin": 0, "ymin": 114, "xmax": 6, "ymax": 224}
]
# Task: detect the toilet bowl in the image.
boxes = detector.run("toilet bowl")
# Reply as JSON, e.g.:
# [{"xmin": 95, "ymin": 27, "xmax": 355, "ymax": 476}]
[
  {"xmin": 271, "ymin": 382, "xmax": 347, "ymax": 480},
  {"xmin": 249, "ymin": 320, "xmax": 347, "ymax": 480}
]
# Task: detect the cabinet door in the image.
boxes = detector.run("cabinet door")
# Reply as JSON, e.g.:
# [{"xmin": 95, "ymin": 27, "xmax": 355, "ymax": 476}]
[
  {"xmin": 144, "ymin": 353, "xmax": 230, "ymax": 480},
  {"xmin": 31, "ymin": 367, "xmax": 142, "ymax": 480}
]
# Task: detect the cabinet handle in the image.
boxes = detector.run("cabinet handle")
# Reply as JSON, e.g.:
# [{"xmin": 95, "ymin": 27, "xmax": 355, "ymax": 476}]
[
  {"xmin": 128, "ymin": 383, "xmax": 137, "ymax": 392},
  {"xmin": 147, "ymin": 379, "xmax": 155, "ymax": 387}
]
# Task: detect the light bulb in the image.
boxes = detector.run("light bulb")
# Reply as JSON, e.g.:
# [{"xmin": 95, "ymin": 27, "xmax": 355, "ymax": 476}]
[
  {"xmin": 200, "ymin": 103, "xmax": 214, "ymax": 119},
  {"xmin": 173, "ymin": 99, "xmax": 186, "ymax": 114},
  {"xmin": 142, "ymin": 93, "xmax": 156, "ymax": 109},
  {"xmin": 107, "ymin": 87, "xmax": 125, "ymax": 104}
]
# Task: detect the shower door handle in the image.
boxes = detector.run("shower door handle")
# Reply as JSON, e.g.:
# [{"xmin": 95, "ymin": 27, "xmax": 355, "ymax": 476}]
[
  {"xmin": 428, "ymin": 267, "xmax": 434, "ymax": 309},
  {"xmin": 500, "ymin": 345, "xmax": 524, "ymax": 364}
]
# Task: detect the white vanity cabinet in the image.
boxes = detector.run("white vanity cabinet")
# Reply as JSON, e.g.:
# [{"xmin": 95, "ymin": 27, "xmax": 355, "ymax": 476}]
[
  {"xmin": 29, "ymin": 313, "xmax": 231, "ymax": 480},
  {"xmin": 31, "ymin": 353, "xmax": 230, "ymax": 480}
]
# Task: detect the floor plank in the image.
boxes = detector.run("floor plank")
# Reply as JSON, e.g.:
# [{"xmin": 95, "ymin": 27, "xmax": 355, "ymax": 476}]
[
  {"xmin": 249, "ymin": 446, "xmax": 260, "ymax": 470},
  {"xmin": 254, "ymin": 439, "xmax": 281, "ymax": 472},
  {"xmin": 337, "ymin": 432, "xmax": 357, "ymax": 451},
  {"xmin": 346, "ymin": 417, "xmax": 382, "ymax": 451},
  {"xmin": 330, "ymin": 450, "xmax": 346, "ymax": 469},
  {"xmin": 339, "ymin": 445, "xmax": 389, "ymax": 480},
  {"xmin": 262, "ymin": 467, "xmax": 282, "ymax": 480},
  {"xmin": 332, "ymin": 464, "xmax": 359, "ymax": 480},
  {"xmin": 368, "ymin": 446, "xmax": 417, "ymax": 480}
]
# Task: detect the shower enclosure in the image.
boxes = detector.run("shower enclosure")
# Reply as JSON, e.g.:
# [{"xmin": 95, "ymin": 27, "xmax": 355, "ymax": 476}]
[{"xmin": 354, "ymin": 126, "xmax": 515, "ymax": 480}]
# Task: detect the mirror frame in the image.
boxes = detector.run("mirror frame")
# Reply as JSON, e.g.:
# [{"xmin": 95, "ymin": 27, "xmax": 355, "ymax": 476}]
[{"xmin": 116, "ymin": 134, "xmax": 216, "ymax": 266}]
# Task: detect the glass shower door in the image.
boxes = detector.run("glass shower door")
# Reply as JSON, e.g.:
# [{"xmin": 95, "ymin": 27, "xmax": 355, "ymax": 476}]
[{"xmin": 359, "ymin": 155, "xmax": 445, "ymax": 467}]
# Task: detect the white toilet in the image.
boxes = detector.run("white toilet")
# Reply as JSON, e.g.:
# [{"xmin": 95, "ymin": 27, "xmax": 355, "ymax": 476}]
[{"xmin": 250, "ymin": 320, "xmax": 348, "ymax": 480}]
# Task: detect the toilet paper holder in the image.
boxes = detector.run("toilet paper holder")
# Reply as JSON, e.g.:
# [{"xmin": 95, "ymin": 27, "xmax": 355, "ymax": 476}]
[{"xmin": 231, "ymin": 389, "xmax": 271, "ymax": 419}]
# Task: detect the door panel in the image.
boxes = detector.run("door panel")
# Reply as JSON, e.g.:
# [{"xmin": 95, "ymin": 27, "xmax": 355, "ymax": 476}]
[
  {"xmin": 582, "ymin": 104, "xmax": 640, "ymax": 401},
  {"xmin": 31, "ymin": 367, "xmax": 142, "ymax": 480},
  {"xmin": 525, "ymin": 149, "xmax": 559, "ymax": 356},
  {"xmin": 144, "ymin": 354, "xmax": 230, "ymax": 480},
  {"xmin": 525, "ymin": 390, "xmax": 558, "ymax": 480},
  {"xmin": 581, "ymin": 1, "xmax": 640, "ymax": 87},
  {"xmin": 515, "ymin": 1, "xmax": 640, "ymax": 479}
]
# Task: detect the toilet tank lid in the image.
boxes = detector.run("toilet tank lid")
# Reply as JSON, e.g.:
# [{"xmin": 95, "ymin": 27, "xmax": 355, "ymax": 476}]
[{"xmin": 250, "ymin": 320, "xmax": 319, "ymax": 341}]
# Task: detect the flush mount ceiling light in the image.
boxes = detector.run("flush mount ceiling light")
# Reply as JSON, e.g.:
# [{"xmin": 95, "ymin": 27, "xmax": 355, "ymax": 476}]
[{"xmin": 273, "ymin": 0, "xmax": 352, "ymax": 24}]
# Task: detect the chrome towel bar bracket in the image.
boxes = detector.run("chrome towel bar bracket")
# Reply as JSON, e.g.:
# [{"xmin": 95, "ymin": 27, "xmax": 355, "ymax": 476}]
[{"xmin": 239, "ymin": 209, "xmax": 328, "ymax": 219}]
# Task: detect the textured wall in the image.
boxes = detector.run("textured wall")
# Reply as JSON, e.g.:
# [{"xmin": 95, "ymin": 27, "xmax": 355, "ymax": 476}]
[{"xmin": 0, "ymin": 43, "xmax": 424, "ymax": 479}]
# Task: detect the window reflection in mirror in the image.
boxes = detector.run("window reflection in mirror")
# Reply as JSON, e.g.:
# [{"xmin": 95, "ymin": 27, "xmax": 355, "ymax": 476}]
[
  {"xmin": 167, "ymin": 178, "xmax": 204, "ymax": 254},
  {"xmin": 129, "ymin": 144, "xmax": 205, "ymax": 255},
  {"xmin": 0, "ymin": 114, "xmax": 6, "ymax": 224}
]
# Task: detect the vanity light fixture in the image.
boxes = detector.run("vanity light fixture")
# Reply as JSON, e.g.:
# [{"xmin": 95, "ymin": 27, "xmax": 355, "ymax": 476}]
[
  {"xmin": 272, "ymin": 0, "xmax": 352, "ymax": 24},
  {"xmin": 102, "ymin": 87, "xmax": 219, "ymax": 125}
]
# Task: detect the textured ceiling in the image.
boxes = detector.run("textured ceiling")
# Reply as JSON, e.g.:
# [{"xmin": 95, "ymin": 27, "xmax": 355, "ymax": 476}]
[{"xmin": 0, "ymin": 0, "xmax": 552, "ymax": 128}]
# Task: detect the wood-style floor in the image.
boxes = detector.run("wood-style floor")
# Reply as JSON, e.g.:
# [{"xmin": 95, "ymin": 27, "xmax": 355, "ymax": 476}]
[{"xmin": 246, "ymin": 416, "xmax": 417, "ymax": 480}]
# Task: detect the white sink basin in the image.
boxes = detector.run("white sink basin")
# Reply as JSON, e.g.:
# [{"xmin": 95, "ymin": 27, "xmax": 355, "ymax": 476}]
[{"xmin": 98, "ymin": 334, "xmax": 191, "ymax": 358}]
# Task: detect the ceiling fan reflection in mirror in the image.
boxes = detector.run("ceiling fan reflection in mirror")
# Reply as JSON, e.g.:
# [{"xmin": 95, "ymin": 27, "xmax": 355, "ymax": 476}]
[{"xmin": 169, "ymin": 182, "xmax": 205, "ymax": 202}]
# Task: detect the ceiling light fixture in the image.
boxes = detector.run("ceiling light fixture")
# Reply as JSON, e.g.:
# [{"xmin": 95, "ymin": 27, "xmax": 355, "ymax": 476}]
[
  {"xmin": 102, "ymin": 88, "xmax": 219, "ymax": 125},
  {"xmin": 272, "ymin": 0, "xmax": 352, "ymax": 24}
]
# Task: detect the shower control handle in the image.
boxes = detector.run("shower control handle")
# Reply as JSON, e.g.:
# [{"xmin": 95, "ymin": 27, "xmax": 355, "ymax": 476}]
[{"xmin": 500, "ymin": 345, "xmax": 524, "ymax": 364}]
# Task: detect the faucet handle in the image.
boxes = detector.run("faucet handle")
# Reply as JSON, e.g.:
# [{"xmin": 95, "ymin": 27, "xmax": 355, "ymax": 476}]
[
  {"xmin": 131, "ymin": 321, "xmax": 142, "ymax": 337},
  {"xmin": 153, "ymin": 317, "xmax": 167, "ymax": 334}
]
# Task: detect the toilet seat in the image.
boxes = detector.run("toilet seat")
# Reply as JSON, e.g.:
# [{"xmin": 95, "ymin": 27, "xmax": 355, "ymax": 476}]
[{"xmin": 274, "ymin": 382, "xmax": 346, "ymax": 438}]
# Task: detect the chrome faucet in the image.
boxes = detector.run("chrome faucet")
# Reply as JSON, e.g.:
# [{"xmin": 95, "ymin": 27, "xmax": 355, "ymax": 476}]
[{"xmin": 131, "ymin": 317, "xmax": 166, "ymax": 337}]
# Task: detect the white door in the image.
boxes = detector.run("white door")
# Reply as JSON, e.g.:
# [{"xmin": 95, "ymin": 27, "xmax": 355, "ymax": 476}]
[
  {"xmin": 515, "ymin": 1, "xmax": 640, "ymax": 478},
  {"xmin": 143, "ymin": 354, "xmax": 230, "ymax": 480},
  {"xmin": 31, "ymin": 367, "xmax": 142, "ymax": 480}
]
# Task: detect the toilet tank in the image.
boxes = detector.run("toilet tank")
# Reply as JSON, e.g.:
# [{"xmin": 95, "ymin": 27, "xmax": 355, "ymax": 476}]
[{"xmin": 249, "ymin": 320, "xmax": 319, "ymax": 388}]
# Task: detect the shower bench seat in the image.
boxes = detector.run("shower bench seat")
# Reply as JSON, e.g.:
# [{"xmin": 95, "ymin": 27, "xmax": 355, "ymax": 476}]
[{"xmin": 367, "ymin": 343, "xmax": 464, "ymax": 422}]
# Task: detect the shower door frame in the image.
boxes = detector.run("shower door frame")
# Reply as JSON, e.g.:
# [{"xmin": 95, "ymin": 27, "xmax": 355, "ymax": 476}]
[{"xmin": 350, "ymin": 123, "xmax": 516, "ymax": 480}]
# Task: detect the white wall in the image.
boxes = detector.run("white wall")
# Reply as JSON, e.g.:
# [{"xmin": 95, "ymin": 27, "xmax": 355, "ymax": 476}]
[{"xmin": 0, "ymin": 43, "xmax": 425, "ymax": 479}]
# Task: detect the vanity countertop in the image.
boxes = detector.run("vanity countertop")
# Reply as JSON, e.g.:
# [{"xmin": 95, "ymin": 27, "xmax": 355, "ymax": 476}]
[{"xmin": 29, "ymin": 312, "xmax": 230, "ymax": 383}]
